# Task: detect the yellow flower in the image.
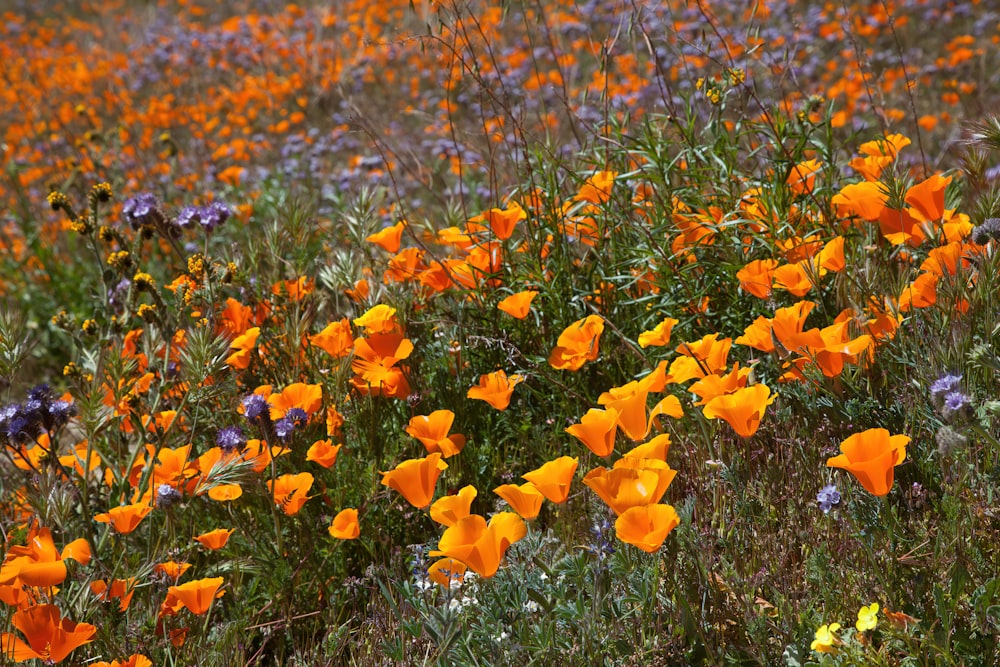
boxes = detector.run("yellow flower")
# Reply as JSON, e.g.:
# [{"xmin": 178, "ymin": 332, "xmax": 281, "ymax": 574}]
[
  {"xmin": 810, "ymin": 622, "xmax": 841, "ymax": 653},
  {"xmin": 856, "ymin": 603, "xmax": 879, "ymax": 632}
]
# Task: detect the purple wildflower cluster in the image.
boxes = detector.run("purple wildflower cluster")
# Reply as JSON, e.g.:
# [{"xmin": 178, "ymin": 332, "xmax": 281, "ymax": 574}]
[{"xmin": 0, "ymin": 384, "xmax": 75, "ymax": 445}]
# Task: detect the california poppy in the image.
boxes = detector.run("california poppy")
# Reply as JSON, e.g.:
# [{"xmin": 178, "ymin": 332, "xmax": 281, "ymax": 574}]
[
  {"xmin": 430, "ymin": 512, "xmax": 527, "ymax": 577},
  {"xmin": 366, "ymin": 221, "xmax": 406, "ymax": 253},
  {"xmin": 427, "ymin": 557, "xmax": 468, "ymax": 588},
  {"xmin": 0, "ymin": 604, "xmax": 96, "ymax": 663},
  {"xmin": 467, "ymin": 370, "xmax": 523, "ymax": 410},
  {"xmin": 353, "ymin": 304, "xmax": 399, "ymax": 335},
  {"xmin": 194, "ymin": 528, "xmax": 234, "ymax": 550},
  {"xmin": 90, "ymin": 577, "xmax": 136, "ymax": 611},
  {"xmin": 267, "ymin": 472, "xmax": 314, "ymax": 515},
  {"xmin": 225, "ymin": 327, "xmax": 259, "ymax": 369},
  {"xmin": 267, "ymin": 383, "xmax": 323, "ymax": 420},
  {"xmin": 522, "ymin": 456, "xmax": 578, "ymax": 504},
  {"xmin": 154, "ymin": 560, "xmax": 191, "ymax": 581},
  {"xmin": 482, "ymin": 202, "xmax": 526, "ymax": 240},
  {"xmin": 827, "ymin": 428, "xmax": 909, "ymax": 496},
  {"xmin": 305, "ymin": 439, "xmax": 342, "ymax": 468},
  {"xmin": 0, "ymin": 527, "xmax": 91, "ymax": 589},
  {"xmin": 583, "ymin": 464, "xmax": 675, "ymax": 515},
  {"xmin": 406, "ymin": 410, "xmax": 466, "ymax": 458},
  {"xmin": 310, "ymin": 318, "xmax": 354, "ymax": 358},
  {"xmin": 429, "ymin": 485, "xmax": 477, "ymax": 526},
  {"xmin": 638, "ymin": 317, "xmax": 679, "ymax": 348},
  {"xmin": 614, "ymin": 504, "xmax": 680, "ymax": 552},
  {"xmin": 95, "ymin": 501, "xmax": 153, "ymax": 534},
  {"xmin": 381, "ymin": 453, "xmax": 448, "ymax": 509},
  {"xmin": 565, "ymin": 407, "xmax": 619, "ymax": 457},
  {"xmin": 736, "ymin": 259, "xmax": 778, "ymax": 299},
  {"xmin": 497, "ymin": 290, "xmax": 538, "ymax": 319},
  {"xmin": 493, "ymin": 482, "xmax": 545, "ymax": 520},
  {"xmin": 166, "ymin": 577, "xmax": 225, "ymax": 615},
  {"xmin": 90, "ymin": 655, "xmax": 152, "ymax": 667},
  {"xmin": 328, "ymin": 508, "xmax": 360, "ymax": 539},
  {"xmin": 702, "ymin": 384, "xmax": 775, "ymax": 437},
  {"xmin": 549, "ymin": 315, "xmax": 605, "ymax": 371}
]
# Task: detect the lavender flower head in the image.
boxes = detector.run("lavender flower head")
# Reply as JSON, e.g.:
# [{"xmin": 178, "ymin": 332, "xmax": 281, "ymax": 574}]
[
  {"xmin": 200, "ymin": 201, "xmax": 232, "ymax": 233},
  {"xmin": 216, "ymin": 425, "xmax": 246, "ymax": 452},
  {"xmin": 122, "ymin": 192, "xmax": 162, "ymax": 229},
  {"xmin": 241, "ymin": 393, "xmax": 269, "ymax": 422},
  {"xmin": 274, "ymin": 417, "xmax": 297, "ymax": 440},
  {"xmin": 929, "ymin": 373, "xmax": 962, "ymax": 403},
  {"xmin": 817, "ymin": 484, "xmax": 841, "ymax": 514},
  {"xmin": 156, "ymin": 483, "xmax": 182, "ymax": 508}
]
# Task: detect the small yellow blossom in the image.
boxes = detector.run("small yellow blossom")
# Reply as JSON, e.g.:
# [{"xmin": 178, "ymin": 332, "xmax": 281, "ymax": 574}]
[
  {"xmin": 810, "ymin": 622, "xmax": 841, "ymax": 653},
  {"xmin": 856, "ymin": 603, "xmax": 879, "ymax": 632}
]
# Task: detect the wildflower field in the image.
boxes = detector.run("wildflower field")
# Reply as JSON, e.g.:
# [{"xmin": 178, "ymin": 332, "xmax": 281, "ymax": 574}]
[{"xmin": 2, "ymin": 0, "xmax": 1000, "ymax": 664}]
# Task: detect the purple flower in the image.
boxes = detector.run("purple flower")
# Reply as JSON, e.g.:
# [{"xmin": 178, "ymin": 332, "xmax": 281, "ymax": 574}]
[
  {"xmin": 176, "ymin": 206, "xmax": 201, "ymax": 228},
  {"xmin": 200, "ymin": 201, "xmax": 232, "ymax": 233},
  {"xmin": 274, "ymin": 417, "xmax": 296, "ymax": 440},
  {"xmin": 156, "ymin": 483, "xmax": 182, "ymax": 508},
  {"xmin": 816, "ymin": 484, "xmax": 840, "ymax": 513},
  {"xmin": 122, "ymin": 193, "xmax": 162, "ymax": 228},
  {"xmin": 216, "ymin": 426, "xmax": 246, "ymax": 452},
  {"xmin": 944, "ymin": 391, "xmax": 971, "ymax": 413},
  {"xmin": 241, "ymin": 394, "xmax": 269, "ymax": 421},
  {"xmin": 930, "ymin": 374, "xmax": 962, "ymax": 401}
]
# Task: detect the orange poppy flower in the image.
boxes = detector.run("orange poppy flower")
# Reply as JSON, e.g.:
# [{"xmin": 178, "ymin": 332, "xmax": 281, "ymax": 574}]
[
  {"xmin": 0, "ymin": 604, "xmax": 96, "ymax": 663},
  {"xmin": 467, "ymin": 370, "xmax": 523, "ymax": 410},
  {"xmin": 898, "ymin": 272, "xmax": 938, "ymax": 311},
  {"xmin": 194, "ymin": 528, "xmax": 234, "ymax": 550},
  {"xmin": 351, "ymin": 334, "xmax": 413, "ymax": 398},
  {"xmin": 497, "ymin": 290, "xmax": 538, "ymax": 319},
  {"xmin": 574, "ymin": 170, "xmax": 617, "ymax": 204},
  {"xmin": 493, "ymin": 482, "xmax": 545, "ymax": 520},
  {"xmin": 267, "ymin": 383, "xmax": 323, "ymax": 420},
  {"xmin": 549, "ymin": 314, "xmax": 605, "ymax": 371},
  {"xmin": 620, "ymin": 433, "xmax": 673, "ymax": 462},
  {"xmin": 91, "ymin": 654, "xmax": 152, "ymax": 667},
  {"xmin": 405, "ymin": 410, "xmax": 466, "ymax": 458},
  {"xmin": 427, "ymin": 557, "xmax": 468, "ymax": 588},
  {"xmin": 267, "ymin": 472, "xmax": 314, "ymax": 515},
  {"xmin": 90, "ymin": 577, "xmax": 137, "ymax": 611},
  {"xmin": 905, "ymin": 173, "xmax": 952, "ymax": 224},
  {"xmin": 583, "ymin": 463, "xmax": 676, "ymax": 515},
  {"xmin": 827, "ymin": 428, "xmax": 909, "ymax": 496},
  {"xmin": 597, "ymin": 362, "xmax": 674, "ymax": 441},
  {"xmin": 831, "ymin": 181, "xmax": 888, "ymax": 222},
  {"xmin": 95, "ymin": 501, "xmax": 153, "ymax": 534},
  {"xmin": 638, "ymin": 317, "xmax": 679, "ymax": 348},
  {"xmin": 429, "ymin": 512, "xmax": 527, "ymax": 577},
  {"xmin": 565, "ymin": 407, "xmax": 619, "ymax": 457},
  {"xmin": 208, "ymin": 484, "xmax": 243, "ymax": 501},
  {"xmin": 272, "ymin": 276, "xmax": 314, "ymax": 301},
  {"xmin": 736, "ymin": 258, "xmax": 778, "ymax": 299},
  {"xmin": 482, "ymin": 202, "xmax": 527, "ymax": 240},
  {"xmin": 381, "ymin": 452, "xmax": 448, "ymax": 509},
  {"xmin": 310, "ymin": 318, "xmax": 354, "ymax": 358},
  {"xmin": 328, "ymin": 508, "xmax": 360, "ymax": 540},
  {"xmin": 154, "ymin": 560, "xmax": 191, "ymax": 581},
  {"xmin": 366, "ymin": 220, "xmax": 406, "ymax": 253},
  {"xmin": 429, "ymin": 485, "xmax": 477, "ymax": 526},
  {"xmin": 786, "ymin": 159, "xmax": 822, "ymax": 195},
  {"xmin": 688, "ymin": 363, "xmax": 752, "ymax": 406},
  {"xmin": 670, "ymin": 333, "xmax": 732, "ymax": 383},
  {"xmin": 0, "ymin": 527, "xmax": 91, "ymax": 589},
  {"xmin": 615, "ymin": 504, "xmax": 680, "ymax": 552},
  {"xmin": 702, "ymin": 384, "xmax": 775, "ymax": 437},
  {"xmin": 522, "ymin": 456, "xmax": 579, "ymax": 504},
  {"xmin": 353, "ymin": 304, "xmax": 400, "ymax": 335},
  {"xmin": 166, "ymin": 577, "xmax": 225, "ymax": 615},
  {"xmin": 305, "ymin": 439, "xmax": 342, "ymax": 468},
  {"xmin": 225, "ymin": 327, "xmax": 259, "ymax": 370}
]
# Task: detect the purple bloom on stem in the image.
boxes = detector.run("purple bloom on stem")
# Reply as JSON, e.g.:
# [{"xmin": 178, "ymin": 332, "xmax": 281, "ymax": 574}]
[
  {"xmin": 817, "ymin": 484, "xmax": 840, "ymax": 513},
  {"xmin": 241, "ymin": 394, "xmax": 269, "ymax": 421}
]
